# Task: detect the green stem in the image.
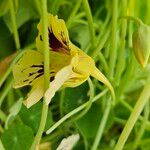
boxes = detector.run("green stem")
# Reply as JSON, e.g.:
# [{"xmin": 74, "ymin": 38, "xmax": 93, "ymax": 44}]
[
  {"xmin": 9, "ymin": 0, "xmax": 20, "ymax": 50},
  {"xmin": 67, "ymin": 0, "xmax": 82, "ymax": 28},
  {"xmin": 115, "ymin": 0, "xmax": 127, "ymax": 85},
  {"xmin": 91, "ymin": 29, "xmax": 110, "ymax": 59},
  {"xmin": 35, "ymin": 0, "xmax": 41, "ymax": 16},
  {"xmin": 117, "ymin": 54, "xmax": 137, "ymax": 97},
  {"xmin": 98, "ymin": 53, "xmax": 109, "ymax": 72},
  {"xmin": 46, "ymin": 89, "xmax": 108, "ymax": 134},
  {"xmin": 120, "ymin": 99, "xmax": 150, "ymax": 128},
  {"xmin": 146, "ymin": 0, "xmax": 150, "ymax": 24},
  {"xmin": 7, "ymin": 88, "xmax": 15, "ymax": 107},
  {"xmin": 0, "ymin": 125, "xmax": 4, "ymax": 133},
  {"xmin": 120, "ymin": 16, "xmax": 143, "ymax": 26},
  {"xmin": 0, "ymin": 139, "xmax": 5, "ymax": 150},
  {"xmin": 133, "ymin": 102, "xmax": 149, "ymax": 149},
  {"xmin": 0, "ymin": 78, "xmax": 14, "ymax": 107},
  {"xmin": 0, "ymin": 110, "xmax": 7, "ymax": 122},
  {"xmin": 114, "ymin": 78, "xmax": 150, "ymax": 150},
  {"xmin": 82, "ymin": 0, "xmax": 95, "ymax": 49},
  {"xmin": 0, "ymin": 50, "xmax": 25, "ymax": 87},
  {"xmin": 30, "ymin": 0, "xmax": 49, "ymax": 149},
  {"xmin": 91, "ymin": 97, "xmax": 111, "ymax": 150},
  {"xmin": 60, "ymin": 89, "xmax": 65, "ymax": 117},
  {"xmin": 109, "ymin": 0, "xmax": 118, "ymax": 80}
]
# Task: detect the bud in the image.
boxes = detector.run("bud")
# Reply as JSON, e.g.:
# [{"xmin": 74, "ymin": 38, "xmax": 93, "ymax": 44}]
[{"xmin": 132, "ymin": 24, "xmax": 150, "ymax": 68}]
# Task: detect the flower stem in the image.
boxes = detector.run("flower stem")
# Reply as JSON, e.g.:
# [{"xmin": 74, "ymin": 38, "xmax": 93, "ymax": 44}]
[
  {"xmin": 30, "ymin": 0, "xmax": 49, "ymax": 149},
  {"xmin": 60, "ymin": 89, "xmax": 65, "ymax": 117},
  {"xmin": 114, "ymin": 78, "xmax": 150, "ymax": 150},
  {"xmin": 67, "ymin": 0, "xmax": 82, "ymax": 28},
  {"xmin": 82, "ymin": 0, "xmax": 95, "ymax": 49},
  {"xmin": 0, "ymin": 110, "xmax": 7, "ymax": 122},
  {"xmin": 0, "ymin": 77, "xmax": 13, "ymax": 107},
  {"xmin": 91, "ymin": 97, "xmax": 111, "ymax": 150},
  {"xmin": 9, "ymin": 0, "xmax": 20, "ymax": 50},
  {"xmin": 92, "ymin": 29, "xmax": 110, "ymax": 59},
  {"xmin": 120, "ymin": 16, "xmax": 143, "ymax": 26},
  {"xmin": 0, "ymin": 139, "xmax": 5, "ymax": 150},
  {"xmin": 109, "ymin": 0, "xmax": 118, "ymax": 80},
  {"xmin": 46, "ymin": 89, "xmax": 108, "ymax": 134},
  {"xmin": 133, "ymin": 102, "xmax": 149, "ymax": 149},
  {"xmin": 115, "ymin": 0, "xmax": 127, "ymax": 85}
]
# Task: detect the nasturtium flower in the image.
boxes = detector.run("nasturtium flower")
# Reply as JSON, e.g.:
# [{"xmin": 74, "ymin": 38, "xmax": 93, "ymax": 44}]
[{"xmin": 13, "ymin": 13, "xmax": 115, "ymax": 108}]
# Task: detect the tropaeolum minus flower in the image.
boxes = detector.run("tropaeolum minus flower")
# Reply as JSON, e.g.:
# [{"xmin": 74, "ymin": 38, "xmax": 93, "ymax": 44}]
[{"xmin": 13, "ymin": 13, "xmax": 115, "ymax": 108}]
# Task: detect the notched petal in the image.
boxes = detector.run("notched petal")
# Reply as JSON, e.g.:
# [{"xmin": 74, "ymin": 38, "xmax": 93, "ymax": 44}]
[{"xmin": 23, "ymin": 77, "xmax": 44, "ymax": 108}]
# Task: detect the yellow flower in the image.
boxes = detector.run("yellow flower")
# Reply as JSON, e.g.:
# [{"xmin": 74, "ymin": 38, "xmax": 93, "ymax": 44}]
[{"xmin": 13, "ymin": 13, "xmax": 115, "ymax": 108}]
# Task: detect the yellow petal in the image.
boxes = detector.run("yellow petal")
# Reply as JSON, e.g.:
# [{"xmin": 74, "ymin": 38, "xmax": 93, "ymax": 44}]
[
  {"xmin": 45, "ymin": 65, "xmax": 73, "ymax": 105},
  {"xmin": 50, "ymin": 51, "xmax": 71, "ymax": 73},
  {"xmin": 63, "ymin": 72, "xmax": 89, "ymax": 87},
  {"xmin": 23, "ymin": 77, "xmax": 44, "ymax": 108},
  {"xmin": 36, "ymin": 13, "xmax": 70, "ymax": 54},
  {"xmin": 13, "ymin": 50, "xmax": 44, "ymax": 88}
]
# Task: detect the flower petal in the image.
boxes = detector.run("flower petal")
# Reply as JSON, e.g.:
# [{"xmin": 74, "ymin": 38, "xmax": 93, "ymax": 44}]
[
  {"xmin": 63, "ymin": 72, "xmax": 89, "ymax": 87},
  {"xmin": 50, "ymin": 51, "xmax": 71, "ymax": 73},
  {"xmin": 45, "ymin": 65, "xmax": 73, "ymax": 105},
  {"xmin": 56, "ymin": 134, "xmax": 80, "ymax": 150},
  {"xmin": 23, "ymin": 77, "xmax": 44, "ymax": 108},
  {"xmin": 36, "ymin": 13, "xmax": 70, "ymax": 54},
  {"xmin": 13, "ymin": 50, "xmax": 44, "ymax": 88}
]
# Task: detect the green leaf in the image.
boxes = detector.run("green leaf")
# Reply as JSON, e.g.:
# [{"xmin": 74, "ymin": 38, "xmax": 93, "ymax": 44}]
[
  {"xmin": 70, "ymin": 25, "xmax": 90, "ymax": 50},
  {"xmin": 75, "ymin": 103, "xmax": 103, "ymax": 139},
  {"xmin": 0, "ymin": 18, "xmax": 14, "ymax": 59},
  {"xmin": 3, "ymin": 0, "xmax": 37, "ymax": 32},
  {"xmin": 1, "ymin": 124, "xmax": 34, "ymax": 150},
  {"xmin": 19, "ymin": 101, "xmax": 54, "ymax": 134},
  {"xmin": 0, "ymin": 0, "xmax": 9, "ymax": 17},
  {"xmin": 63, "ymin": 82, "xmax": 89, "ymax": 112}
]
